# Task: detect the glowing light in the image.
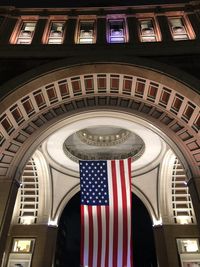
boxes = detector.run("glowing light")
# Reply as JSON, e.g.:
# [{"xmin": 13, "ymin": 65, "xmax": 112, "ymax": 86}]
[
  {"xmin": 177, "ymin": 239, "xmax": 199, "ymax": 253},
  {"xmin": 184, "ymin": 240, "xmax": 199, "ymax": 252},
  {"xmin": 48, "ymin": 219, "xmax": 58, "ymax": 227},
  {"xmin": 153, "ymin": 218, "xmax": 162, "ymax": 226},
  {"xmin": 21, "ymin": 216, "xmax": 34, "ymax": 225},
  {"xmin": 177, "ymin": 216, "xmax": 190, "ymax": 225},
  {"xmin": 13, "ymin": 239, "xmax": 32, "ymax": 252}
]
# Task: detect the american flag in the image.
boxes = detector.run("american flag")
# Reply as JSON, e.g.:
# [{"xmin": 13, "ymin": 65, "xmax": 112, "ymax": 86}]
[{"xmin": 79, "ymin": 158, "xmax": 133, "ymax": 267}]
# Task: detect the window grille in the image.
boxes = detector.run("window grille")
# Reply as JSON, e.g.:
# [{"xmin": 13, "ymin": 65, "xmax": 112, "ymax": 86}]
[
  {"xmin": 168, "ymin": 17, "xmax": 189, "ymax": 41},
  {"xmin": 18, "ymin": 157, "xmax": 39, "ymax": 224},
  {"xmin": 47, "ymin": 21, "xmax": 65, "ymax": 44},
  {"xmin": 172, "ymin": 157, "xmax": 196, "ymax": 224},
  {"xmin": 108, "ymin": 19, "xmax": 127, "ymax": 43},
  {"xmin": 139, "ymin": 19, "xmax": 158, "ymax": 42},
  {"xmin": 77, "ymin": 20, "xmax": 95, "ymax": 44},
  {"xmin": 16, "ymin": 21, "xmax": 37, "ymax": 44}
]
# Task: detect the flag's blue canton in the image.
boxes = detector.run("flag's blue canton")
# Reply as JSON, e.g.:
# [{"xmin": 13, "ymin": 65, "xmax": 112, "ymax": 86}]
[{"xmin": 80, "ymin": 161, "xmax": 109, "ymax": 206}]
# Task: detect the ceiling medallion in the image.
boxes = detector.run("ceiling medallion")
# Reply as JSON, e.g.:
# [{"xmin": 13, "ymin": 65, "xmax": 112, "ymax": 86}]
[
  {"xmin": 63, "ymin": 126, "xmax": 145, "ymax": 162},
  {"xmin": 76, "ymin": 128, "xmax": 130, "ymax": 147}
]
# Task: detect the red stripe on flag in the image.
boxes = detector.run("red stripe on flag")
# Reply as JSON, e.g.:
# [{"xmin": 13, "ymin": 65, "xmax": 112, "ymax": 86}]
[
  {"xmin": 120, "ymin": 160, "xmax": 128, "ymax": 267},
  {"xmin": 105, "ymin": 206, "xmax": 109, "ymax": 267},
  {"xmin": 80, "ymin": 205, "xmax": 84, "ymax": 266},
  {"xmin": 88, "ymin": 205, "xmax": 94, "ymax": 267},
  {"xmin": 111, "ymin": 160, "xmax": 118, "ymax": 267},
  {"xmin": 97, "ymin": 206, "xmax": 102, "ymax": 267},
  {"xmin": 128, "ymin": 158, "xmax": 134, "ymax": 267}
]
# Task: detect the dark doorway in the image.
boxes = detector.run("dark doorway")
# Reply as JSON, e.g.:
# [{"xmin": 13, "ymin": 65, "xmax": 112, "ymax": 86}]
[{"xmin": 54, "ymin": 192, "xmax": 157, "ymax": 267}]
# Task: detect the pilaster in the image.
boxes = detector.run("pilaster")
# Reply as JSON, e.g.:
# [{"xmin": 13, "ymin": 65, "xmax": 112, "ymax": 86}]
[{"xmin": 0, "ymin": 177, "xmax": 19, "ymax": 266}]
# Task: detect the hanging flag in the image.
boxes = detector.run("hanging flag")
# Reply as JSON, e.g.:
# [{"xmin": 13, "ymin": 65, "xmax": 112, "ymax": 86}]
[{"xmin": 79, "ymin": 158, "xmax": 133, "ymax": 267}]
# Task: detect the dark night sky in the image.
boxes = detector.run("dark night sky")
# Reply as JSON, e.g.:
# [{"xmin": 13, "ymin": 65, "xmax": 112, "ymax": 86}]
[{"xmin": 0, "ymin": 0, "xmax": 191, "ymax": 8}]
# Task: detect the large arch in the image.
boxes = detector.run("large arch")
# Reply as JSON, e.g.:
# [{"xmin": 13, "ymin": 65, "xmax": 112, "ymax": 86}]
[
  {"xmin": 0, "ymin": 59, "xmax": 200, "ymax": 267},
  {"xmin": 0, "ymin": 61, "xmax": 200, "ymax": 178}
]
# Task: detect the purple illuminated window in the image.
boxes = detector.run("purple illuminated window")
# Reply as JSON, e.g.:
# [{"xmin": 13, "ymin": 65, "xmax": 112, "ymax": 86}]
[{"xmin": 108, "ymin": 19, "xmax": 126, "ymax": 43}]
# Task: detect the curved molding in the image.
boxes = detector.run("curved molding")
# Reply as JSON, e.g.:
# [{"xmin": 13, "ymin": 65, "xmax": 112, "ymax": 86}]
[
  {"xmin": 76, "ymin": 129, "xmax": 131, "ymax": 147},
  {"xmin": 0, "ymin": 63, "xmax": 199, "ymax": 184},
  {"xmin": 52, "ymin": 184, "xmax": 80, "ymax": 224},
  {"xmin": 33, "ymin": 149, "xmax": 52, "ymax": 224},
  {"xmin": 1, "ymin": 56, "xmax": 200, "ymax": 100},
  {"xmin": 159, "ymin": 149, "xmax": 176, "ymax": 224},
  {"xmin": 43, "ymin": 113, "xmax": 165, "ymax": 175},
  {"xmin": 63, "ymin": 138, "xmax": 145, "ymax": 162},
  {"xmin": 52, "ymin": 183, "xmax": 157, "ymax": 225},
  {"xmin": 11, "ymin": 150, "xmax": 52, "ymax": 225},
  {"xmin": 132, "ymin": 185, "xmax": 159, "ymax": 224},
  {"xmin": 1, "ymin": 63, "xmax": 200, "ymax": 107}
]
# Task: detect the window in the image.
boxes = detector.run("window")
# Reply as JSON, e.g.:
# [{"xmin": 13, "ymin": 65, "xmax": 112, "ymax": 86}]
[
  {"xmin": 177, "ymin": 239, "xmax": 200, "ymax": 254},
  {"xmin": 47, "ymin": 21, "xmax": 65, "ymax": 44},
  {"xmin": 107, "ymin": 19, "xmax": 127, "ymax": 43},
  {"xmin": 77, "ymin": 20, "xmax": 95, "ymax": 44},
  {"xmin": 176, "ymin": 239, "xmax": 200, "ymax": 267},
  {"xmin": 16, "ymin": 21, "xmax": 37, "ymax": 44},
  {"xmin": 139, "ymin": 19, "xmax": 158, "ymax": 42},
  {"xmin": 168, "ymin": 17, "xmax": 193, "ymax": 41},
  {"xmin": 12, "ymin": 239, "xmax": 35, "ymax": 253}
]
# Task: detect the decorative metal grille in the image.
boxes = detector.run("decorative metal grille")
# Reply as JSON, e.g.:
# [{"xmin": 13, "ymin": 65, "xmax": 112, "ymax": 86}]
[
  {"xmin": 172, "ymin": 157, "xmax": 196, "ymax": 224},
  {"xmin": 18, "ymin": 157, "xmax": 39, "ymax": 224}
]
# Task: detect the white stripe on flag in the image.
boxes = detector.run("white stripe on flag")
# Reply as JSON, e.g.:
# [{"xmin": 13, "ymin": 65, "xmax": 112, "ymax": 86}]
[
  {"xmin": 92, "ymin": 206, "xmax": 98, "ymax": 266},
  {"xmin": 116, "ymin": 160, "xmax": 123, "ymax": 267},
  {"xmin": 107, "ymin": 160, "xmax": 114, "ymax": 267}
]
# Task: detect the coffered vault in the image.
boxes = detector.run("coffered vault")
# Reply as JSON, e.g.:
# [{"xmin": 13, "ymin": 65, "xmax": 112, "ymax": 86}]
[
  {"xmin": 1, "ymin": 61, "xmax": 200, "ymax": 267},
  {"xmin": 0, "ymin": 63, "xmax": 200, "ymax": 179},
  {"xmin": 11, "ymin": 111, "xmax": 196, "ymax": 228}
]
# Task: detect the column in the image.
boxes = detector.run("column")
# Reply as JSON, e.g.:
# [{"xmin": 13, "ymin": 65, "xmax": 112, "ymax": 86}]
[
  {"xmin": 157, "ymin": 15, "xmax": 173, "ymax": 42},
  {"xmin": 127, "ymin": 16, "xmax": 140, "ymax": 45},
  {"xmin": 188, "ymin": 13, "xmax": 200, "ymax": 40},
  {"xmin": 0, "ymin": 17, "xmax": 18, "ymax": 44},
  {"xmin": 0, "ymin": 177, "xmax": 19, "ymax": 266},
  {"xmin": 63, "ymin": 18, "xmax": 77, "ymax": 45},
  {"xmin": 153, "ymin": 225, "xmax": 169, "ymax": 267},
  {"xmin": 4, "ymin": 225, "xmax": 58, "ymax": 267},
  {"xmin": 188, "ymin": 177, "xmax": 200, "ymax": 226},
  {"xmin": 153, "ymin": 224, "xmax": 200, "ymax": 267},
  {"xmin": 32, "ymin": 18, "xmax": 48, "ymax": 44},
  {"xmin": 96, "ymin": 17, "xmax": 107, "ymax": 45}
]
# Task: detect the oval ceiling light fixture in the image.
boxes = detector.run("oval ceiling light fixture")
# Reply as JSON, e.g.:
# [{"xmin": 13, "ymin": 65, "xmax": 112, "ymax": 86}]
[
  {"xmin": 63, "ymin": 126, "xmax": 145, "ymax": 162},
  {"xmin": 76, "ymin": 127, "xmax": 131, "ymax": 147},
  {"xmin": 44, "ymin": 113, "xmax": 164, "ymax": 174}
]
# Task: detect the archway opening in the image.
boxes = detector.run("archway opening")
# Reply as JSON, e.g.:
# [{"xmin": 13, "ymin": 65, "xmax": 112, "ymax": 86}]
[{"xmin": 54, "ymin": 192, "xmax": 157, "ymax": 267}]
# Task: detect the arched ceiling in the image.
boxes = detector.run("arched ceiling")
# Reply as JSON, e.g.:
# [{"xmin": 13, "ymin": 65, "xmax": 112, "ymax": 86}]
[
  {"xmin": 43, "ymin": 115, "xmax": 165, "ymax": 176},
  {"xmin": 0, "ymin": 62, "xmax": 199, "ymax": 183}
]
